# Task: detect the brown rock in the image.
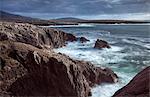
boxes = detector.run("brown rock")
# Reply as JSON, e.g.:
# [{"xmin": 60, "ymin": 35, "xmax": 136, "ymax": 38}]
[
  {"xmin": 75, "ymin": 61, "xmax": 118, "ymax": 87},
  {"xmin": 0, "ymin": 41, "xmax": 118, "ymax": 96},
  {"xmin": 113, "ymin": 66, "xmax": 150, "ymax": 97},
  {"xmin": 0, "ymin": 41, "xmax": 90, "ymax": 97},
  {"xmin": 94, "ymin": 39, "xmax": 111, "ymax": 49},
  {"xmin": 78, "ymin": 37, "xmax": 90, "ymax": 43},
  {"xmin": 64, "ymin": 33, "xmax": 77, "ymax": 42},
  {"xmin": 0, "ymin": 22, "xmax": 78, "ymax": 49}
]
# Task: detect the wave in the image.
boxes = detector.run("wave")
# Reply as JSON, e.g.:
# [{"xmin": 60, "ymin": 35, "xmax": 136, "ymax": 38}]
[
  {"xmin": 92, "ymin": 71, "xmax": 135, "ymax": 97},
  {"xmin": 122, "ymin": 38, "xmax": 150, "ymax": 50},
  {"xmin": 46, "ymin": 23, "xmax": 94, "ymax": 28},
  {"xmin": 95, "ymin": 23, "xmax": 150, "ymax": 26}
]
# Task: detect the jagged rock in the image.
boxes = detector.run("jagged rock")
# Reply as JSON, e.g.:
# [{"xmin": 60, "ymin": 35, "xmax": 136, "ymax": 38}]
[
  {"xmin": 78, "ymin": 37, "xmax": 90, "ymax": 43},
  {"xmin": 0, "ymin": 22, "xmax": 77, "ymax": 49},
  {"xmin": 113, "ymin": 66, "xmax": 150, "ymax": 97},
  {"xmin": 94, "ymin": 39, "xmax": 111, "ymax": 49},
  {"xmin": 64, "ymin": 33, "xmax": 77, "ymax": 42},
  {"xmin": 0, "ymin": 57, "xmax": 5, "ymax": 69},
  {"xmin": 0, "ymin": 41, "xmax": 90, "ymax": 97},
  {"xmin": 75, "ymin": 61, "xmax": 118, "ymax": 87}
]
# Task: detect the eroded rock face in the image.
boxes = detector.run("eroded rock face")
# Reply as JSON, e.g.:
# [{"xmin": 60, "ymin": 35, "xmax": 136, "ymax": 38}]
[
  {"xmin": 64, "ymin": 33, "xmax": 77, "ymax": 42},
  {"xmin": 8, "ymin": 52, "xmax": 90, "ymax": 96},
  {"xmin": 94, "ymin": 39, "xmax": 111, "ymax": 49},
  {"xmin": 113, "ymin": 66, "xmax": 150, "ymax": 97},
  {"xmin": 0, "ymin": 22, "xmax": 78, "ymax": 49},
  {"xmin": 75, "ymin": 61, "xmax": 118, "ymax": 87},
  {"xmin": 0, "ymin": 41, "xmax": 90, "ymax": 97}
]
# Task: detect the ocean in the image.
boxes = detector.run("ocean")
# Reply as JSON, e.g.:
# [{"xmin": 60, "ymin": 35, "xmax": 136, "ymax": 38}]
[{"xmin": 49, "ymin": 24, "xmax": 150, "ymax": 97}]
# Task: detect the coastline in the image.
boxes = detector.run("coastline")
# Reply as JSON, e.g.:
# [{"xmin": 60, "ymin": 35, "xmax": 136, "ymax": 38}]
[
  {"xmin": 0, "ymin": 22, "xmax": 118, "ymax": 96},
  {"xmin": 0, "ymin": 21, "xmax": 149, "ymax": 97}
]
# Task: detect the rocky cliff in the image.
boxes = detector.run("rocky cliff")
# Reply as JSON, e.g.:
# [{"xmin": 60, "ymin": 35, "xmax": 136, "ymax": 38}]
[
  {"xmin": 0, "ymin": 22, "xmax": 72, "ymax": 49},
  {"xmin": 0, "ymin": 22, "xmax": 118, "ymax": 96}
]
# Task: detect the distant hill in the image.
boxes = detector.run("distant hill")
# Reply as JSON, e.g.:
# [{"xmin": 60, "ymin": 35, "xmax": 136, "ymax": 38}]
[
  {"xmin": 54, "ymin": 17, "xmax": 84, "ymax": 21},
  {"xmin": 0, "ymin": 11, "xmax": 149, "ymax": 25},
  {"xmin": 51, "ymin": 17, "xmax": 86, "ymax": 23},
  {"xmin": 80, "ymin": 19, "xmax": 150, "ymax": 24},
  {"xmin": 51, "ymin": 17, "xmax": 150, "ymax": 24},
  {"xmin": 0, "ymin": 11, "xmax": 54, "ymax": 25}
]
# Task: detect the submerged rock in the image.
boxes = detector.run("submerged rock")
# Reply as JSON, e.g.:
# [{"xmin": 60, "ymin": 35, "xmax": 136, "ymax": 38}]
[
  {"xmin": 94, "ymin": 39, "xmax": 111, "ymax": 49},
  {"xmin": 113, "ymin": 66, "xmax": 150, "ymax": 97}
]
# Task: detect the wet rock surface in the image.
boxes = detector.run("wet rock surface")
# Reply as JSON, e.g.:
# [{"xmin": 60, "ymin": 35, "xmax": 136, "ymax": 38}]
[
  {"xmin": 78, "ymin": 37, "xmax": 90, "ymax": 43},
  {"xmin": 113, "ymin": 66, "xmax": 150, "ymax": 97},
  {"xmin": 94, "ymin": 39, "xmax": 111, "ymax": 49},
  {"xmin": 0, "ymin": 22, "xmax": 79, "ymax": 49}
]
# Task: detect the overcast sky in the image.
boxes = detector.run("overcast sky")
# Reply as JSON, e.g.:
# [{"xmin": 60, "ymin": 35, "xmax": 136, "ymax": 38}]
[{"xmin": 1, "ymin": 0, "xmax": 150, "ymax": 20}]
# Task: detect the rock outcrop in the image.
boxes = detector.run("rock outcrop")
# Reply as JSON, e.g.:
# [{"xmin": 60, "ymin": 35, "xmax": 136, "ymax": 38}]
[
  {"xmin": 76, "ymin": 61, "xmax": 118, "ymax": 87},
  {"xmin": 0, "ymin": 41, "xmax": 90, "ymax": 96},
  {"xmin": 78, "ymin": 37, "xmax": 90, "ymax": 43},
  {"xmin": 0, "ymin": 22, "xmax": 118, "ymax": 96},
  {"xmin": 94, "ymin": 39, "xmax": 111, "ymax": 49},
  {"xmin": 0, "ymin": 22, "xmax": 79, "ymax": 49},
  {"xmin": 64, "ymin": 33, "xmax": 77, "ymax": 42},
  {"xmin": 113, "ymin": 66, "xmax": 150, "ymax": 97}
]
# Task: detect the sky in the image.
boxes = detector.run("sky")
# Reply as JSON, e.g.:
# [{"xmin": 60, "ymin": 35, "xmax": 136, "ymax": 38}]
[{"xmin": 1, "ymin": 0, "xmax": 150, "ymax": 20}]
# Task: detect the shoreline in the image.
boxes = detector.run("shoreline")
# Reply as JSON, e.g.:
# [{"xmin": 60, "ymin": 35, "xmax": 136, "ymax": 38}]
[
  {"xmin": 0, "ymin": 21, "xmax": 149, "ymax": 97},
  {"xmin": 0, "ymin": 22, "xmax": 118, "ymax": 96}
]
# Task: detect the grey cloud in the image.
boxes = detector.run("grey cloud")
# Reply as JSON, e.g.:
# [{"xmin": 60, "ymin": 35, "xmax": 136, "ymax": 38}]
[{"xmin": 1, "ymin": 0, "xmax": 149, "ymax": 18}]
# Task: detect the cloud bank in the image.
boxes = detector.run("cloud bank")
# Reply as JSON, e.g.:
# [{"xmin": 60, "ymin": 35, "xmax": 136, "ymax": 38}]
[{"xmin": 1, "ymin": 0, "xmax": 150, "ymax": 20}]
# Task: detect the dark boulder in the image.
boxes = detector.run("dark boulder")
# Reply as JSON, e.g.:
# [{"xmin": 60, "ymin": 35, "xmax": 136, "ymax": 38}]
[
  {"xmin": 64, "ymin": 33, "xmax": 77, "ymax": 42},
  {"xmin": 94, "ymin": 39, "xmax": 111, "ymax": 49},
  {"xmin": 78, "ymin": 37, "xmax": 90, "ymax": 43}
]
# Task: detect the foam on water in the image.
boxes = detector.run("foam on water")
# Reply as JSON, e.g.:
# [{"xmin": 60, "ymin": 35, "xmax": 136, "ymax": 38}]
[
  {"xmin": 55, "ymin": 41, "xmax": 138, "ymax": 97},
  {"xmin": 45, "ymin": 23, "xmax": 94, "ymax": 28},
  {"xmin": 55, "ymin": 39, "xmax": 149, "ymax": 97},
  {"xmin": 55, "ymin": 42, "xmax": 126, "ymax": 65},
  {"xmin": 92, "ymin": 71, "xmax": 135, "ymax": 97}
]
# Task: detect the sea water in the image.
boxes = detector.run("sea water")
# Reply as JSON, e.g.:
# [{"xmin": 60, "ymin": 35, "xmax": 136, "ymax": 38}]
[{"xmin": 49, "ymin": 24, "xmax": 150, "ymax": 97}]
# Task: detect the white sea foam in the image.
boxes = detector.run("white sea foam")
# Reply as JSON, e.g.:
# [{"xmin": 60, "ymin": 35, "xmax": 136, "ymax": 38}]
[
  {"xmin": 54, "ymin": 38, "xmax": 148, "ymax": 97},
  {"xmin": 122, "ymin": 37, "xmax": 150, "ymax": 50},
  {"xmin": 55, "ymin": 42, "xmax": 126, "ymax": 65},
  {"xmin": 95, "ymin": 23, "xmax": 150, "ymax": 26},
  {"xmin": 92, "ymin": 71, "xmax": 135, "ymax": 97},
  {"xmin": 45, "ymin": 23, "xmax": 94, "ymax": 28}
]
